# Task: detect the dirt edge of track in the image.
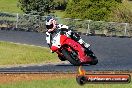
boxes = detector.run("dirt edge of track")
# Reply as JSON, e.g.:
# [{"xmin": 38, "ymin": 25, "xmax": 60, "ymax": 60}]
[{"xmin": 0, "ymin": 71, "xmax": 132, "ymax": 84}]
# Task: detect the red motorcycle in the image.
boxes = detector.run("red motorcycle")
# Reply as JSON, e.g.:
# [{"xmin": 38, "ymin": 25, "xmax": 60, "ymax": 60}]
[{"xmin": 46, "ymin": 28, "xmax": 98, "ymax": 66}]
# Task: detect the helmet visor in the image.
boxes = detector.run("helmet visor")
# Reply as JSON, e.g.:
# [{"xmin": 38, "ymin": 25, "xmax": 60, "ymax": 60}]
[{"xmin": 46, "ymin": 24, "xmax": 53, "ymax": 29}]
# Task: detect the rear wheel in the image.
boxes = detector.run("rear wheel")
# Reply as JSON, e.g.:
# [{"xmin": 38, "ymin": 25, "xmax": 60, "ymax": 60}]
[
  {"xmin": 62, "ymin": 49, "xmax": 81, "ymax": 66},
  {"xmin": 58, "ymin": 55, "xmax": 66, "ymax": 61}
]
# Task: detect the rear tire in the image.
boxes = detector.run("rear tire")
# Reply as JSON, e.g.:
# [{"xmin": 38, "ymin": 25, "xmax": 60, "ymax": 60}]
[
  {"xmin": 62, "ymin": 49, "xmax": 81, "ymax": 66},
  {"xmin": 58, "ymin": 55, "xmax": 66, "ymax": 61}
]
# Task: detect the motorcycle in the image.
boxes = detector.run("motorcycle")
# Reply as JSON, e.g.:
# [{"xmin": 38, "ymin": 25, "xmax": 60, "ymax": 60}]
[{"xmin": 46, "ymin": 26, "xmax": 98, "ymax": 66}]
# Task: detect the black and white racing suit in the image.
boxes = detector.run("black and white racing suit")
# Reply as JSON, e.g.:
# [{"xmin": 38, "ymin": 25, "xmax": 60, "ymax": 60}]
[{"xmin": 46, "ymin": 24, "xmax": 90, "ymax": 48}]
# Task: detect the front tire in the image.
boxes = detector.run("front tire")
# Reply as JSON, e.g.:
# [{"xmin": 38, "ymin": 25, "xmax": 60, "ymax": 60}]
[
  {"xmin": 89, "ymin": 58, "xmax": 98, "ymax": 65},
  {"xmin": 62, "ymin": 49, "xmax": 81, "ymax": 66},
  {"xmin": 85, "ymin": 48, "xmax": 98, "ymax": 65}
]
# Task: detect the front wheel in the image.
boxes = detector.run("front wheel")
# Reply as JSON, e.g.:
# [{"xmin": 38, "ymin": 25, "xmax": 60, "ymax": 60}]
[
  {"xmin": 62, "ymin": 49, "xmax": 81, "ymax": 66},
  {"xmin": 89, "ymin": 58, "xmax": 98, "ymax": 65},
  {"xmin": 85, "ymin": 48, "xmax": 98, "ymax": 65}
]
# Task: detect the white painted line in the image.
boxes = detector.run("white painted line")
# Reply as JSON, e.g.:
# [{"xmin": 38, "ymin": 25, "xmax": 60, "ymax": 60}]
[
  {"xmin": 0, "ymin": 40, "xmax": 47, "ymax": 49},
  {"xmin": 0, "ymin": 61, "xmax": 71, "ymax": 69}
]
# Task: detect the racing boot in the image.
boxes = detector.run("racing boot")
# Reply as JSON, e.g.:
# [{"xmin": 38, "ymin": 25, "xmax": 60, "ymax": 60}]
[
  {"xmin": 73, "ymin": 32, "xmax": 90, "ymax": 48},
  {"xmin": 70, "ymin": 31, "xmax": 90, "ymax": 48},
  {"xmin": 70, "ymin": 31, "xmax": 80, "ymax": 41}
]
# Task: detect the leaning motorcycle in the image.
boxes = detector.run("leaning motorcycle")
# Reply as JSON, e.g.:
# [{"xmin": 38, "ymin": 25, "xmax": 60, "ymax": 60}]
[{"xmin": 46, "ymin": 27, "xmax": 98, "ymax": 66}]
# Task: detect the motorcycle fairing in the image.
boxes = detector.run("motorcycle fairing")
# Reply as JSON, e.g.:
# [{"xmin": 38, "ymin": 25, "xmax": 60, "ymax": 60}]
[{"xmin": 62, "ymin": 38, "xmax": 92, "ymax": 63}]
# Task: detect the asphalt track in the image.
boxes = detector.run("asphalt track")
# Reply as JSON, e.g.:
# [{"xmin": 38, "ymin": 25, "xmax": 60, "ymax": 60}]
[{"xmin": 0, "ymin": 30, "xmax": 132, "ymax": 72}]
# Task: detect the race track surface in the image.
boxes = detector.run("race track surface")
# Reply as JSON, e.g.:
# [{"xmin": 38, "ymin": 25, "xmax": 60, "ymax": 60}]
[{"xmin": 0, "ymin": 30, "xmax": 132, "ymax": 72}]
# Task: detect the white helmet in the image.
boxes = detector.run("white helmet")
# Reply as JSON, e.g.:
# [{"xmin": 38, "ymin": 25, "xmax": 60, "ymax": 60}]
[{"xmin": 45, "ymin": 16, "xmax": 55, "ymax": 29}]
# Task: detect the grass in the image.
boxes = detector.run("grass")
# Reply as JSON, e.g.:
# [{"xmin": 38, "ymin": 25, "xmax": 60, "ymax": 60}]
[
  {"xmin": 0, "ymin": 78, "xmax": 131, "ymax": 88},
  {"xmin": 0, "ymin": 0, "xmax": 22, "ymax": 13},
  {"xmin": 0, "ymin": 41, "xmax": 58, "ymax": 65}
]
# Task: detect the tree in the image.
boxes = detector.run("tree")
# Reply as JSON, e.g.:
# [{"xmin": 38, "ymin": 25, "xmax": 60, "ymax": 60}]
[
  {"xmin": 111, "ymin": 1, "xmax": 132, "ymax": 23},
  {"xmin": 65, "ymin": 0, "xmax": 119, "ymax": 21},
  {"xmin": 18, "ymin": 0, "xmax": 54, "ymax": 15},
  {"xmin": 54, "ymin": 0, "xmax": 67, "ymax": 10}
]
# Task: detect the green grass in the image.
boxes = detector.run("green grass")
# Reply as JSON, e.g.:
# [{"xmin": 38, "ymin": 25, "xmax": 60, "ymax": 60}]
[
  {"xmin": 0, "ymin": 41, "xmax": 58, "ymax": 65},
  {"xmin": 0, "ymin": 0, "xmax": 22, "ymax": 13},
  {"xmin": 0, "ymin": 78, "xmax": 131, "ymax": 88}
]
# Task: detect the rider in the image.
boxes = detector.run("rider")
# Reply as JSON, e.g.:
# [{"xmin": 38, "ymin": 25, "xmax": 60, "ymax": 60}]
[
  {"xmin": 45, "ymin": 16, "xmax": 57, "ymax": 34},
  {"xmin": 45, "ymin": 16, "xmax": 65, "ymax": 47},
  {"xmin": 45, "ymin": 16, "xmax": 90, "ymax": 48}
]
